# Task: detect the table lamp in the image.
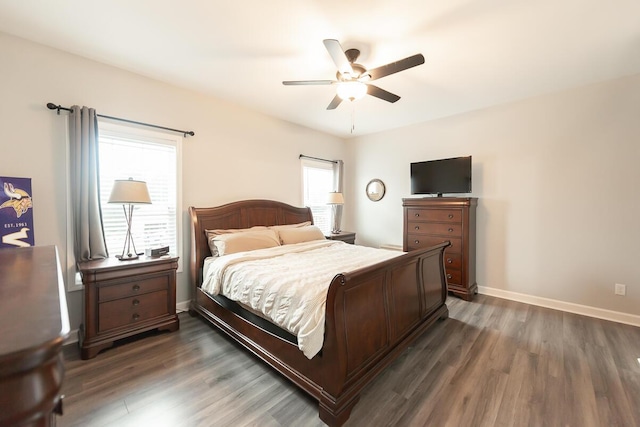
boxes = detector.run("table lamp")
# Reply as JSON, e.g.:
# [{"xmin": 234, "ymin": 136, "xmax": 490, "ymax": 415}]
[
  {"xmin": 327, "ymin": 191, "xmax": 344, "ymax": 234},
  {"xmin": 108, "ymin": 178, "xmax": 151, "ymax": 260}
]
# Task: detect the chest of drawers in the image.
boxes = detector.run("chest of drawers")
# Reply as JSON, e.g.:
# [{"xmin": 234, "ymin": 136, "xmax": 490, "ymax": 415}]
[
  {"xmin": 78, "ymin": 256, "xmax": 179, "ymax": 359},
  {"xmin": 0, "ymin": 246, "xmax": 69, "ymax": 426},
  {"xmin": 403, "ymin": 198, "xmax": 477, "ymax": 300}
]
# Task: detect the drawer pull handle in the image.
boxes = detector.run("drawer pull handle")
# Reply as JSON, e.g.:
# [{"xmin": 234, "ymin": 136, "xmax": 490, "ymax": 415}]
[
  {"xmin": 447, "ymin": 274, "xmax": 452, "ymax": 279},
  {"xmin": 448, "ymin": 214, "xmax": 454, "ymax": 219},
  {"xmin": 447, "ymin": 258, "xmax": 453, "ymax": 264},
  {"xmin": 132, "ymin": 313, "xmax": 140, "ymax": 321},
  {"xmin": 414, "ymin": 226, "xmax": 420, "ymax": 230},
  {"xmin": 132, "ymin": 299, "xmax": 140, "ymax": 306},
  {"xmin": 132, "ymin": 284, "xmax": 140, "ymax": 292},
  {"xmin": 414, "ymin": 240, "xmax": 419, "ymax": 244},
  {"xmin": 414, "ymin": 213, "xmax": 420, "ymax": 217},
  {"xmin": 448, "ymin": 228, "xmax": 454, "ymax": 233}
]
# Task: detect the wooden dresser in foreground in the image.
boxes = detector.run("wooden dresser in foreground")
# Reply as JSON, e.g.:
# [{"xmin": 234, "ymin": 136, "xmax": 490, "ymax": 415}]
[
  {"xmin": 78, "ymin": 255, "xmax": 179, "ymax": 359},
  {"xmin": 403, "ymin": 197, "xmax": 478, "ymax": 300},
  {"xmin": 0, "ymin": 246, "xmax": 70, "ymax": 426}
]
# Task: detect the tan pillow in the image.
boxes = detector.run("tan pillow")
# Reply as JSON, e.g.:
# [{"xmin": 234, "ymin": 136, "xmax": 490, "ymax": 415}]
[
  {"xmin": 269, "ymin": 221, "xmax": 312, "ymax": 231},
  {"xmin": 278, "ymin": 225, "xmax": 326, "ymax": 245},
  {"xmin": 206, "ymin": 226, "xmax": 268, "ymax": 256},
  {"xmin": 212, "ymin": 229, "xmax": 280, "ymax": 256}
]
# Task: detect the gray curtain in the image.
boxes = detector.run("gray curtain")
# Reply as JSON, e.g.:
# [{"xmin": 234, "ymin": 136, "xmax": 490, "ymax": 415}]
[
  {"xmin": 333, "ymin": 160, "xmax": 344, "ymax": 193},
  {"xmin": 332, "ymin": 160, "xmax": 344, "ymax": 231},
  {"xmin": 69, "ymin": 105, "xmax": 108, "ymax": 262}
]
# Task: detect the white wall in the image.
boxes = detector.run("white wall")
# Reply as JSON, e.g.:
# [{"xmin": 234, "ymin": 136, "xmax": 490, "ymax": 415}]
[
  {"xmin": 2, "ymin": 30, "xmax": 638, "ymax": 332},
  {"xmin": 0, "ymin": 33, "xmax": 346, "ymax": 330},
  {"xmin": 346, "ymin": 73, "xmax": 640, "ymax": 317}
]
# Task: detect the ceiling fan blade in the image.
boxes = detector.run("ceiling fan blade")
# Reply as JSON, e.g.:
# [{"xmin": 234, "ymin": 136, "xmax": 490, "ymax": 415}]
[
  {"xmin": 326, "ymin": 94, "xmax": 343, "ymax": 110},
  {"xmin": 323, "ymin": 39, "xmax": 354, "ymax": 77},
  {"xmin": 283, "ymin": 80, "xmax": 335, "ymax": 85},
  {"xmin": 366, "ymin": 84, "xmax": 401, "ymax": 103},
  {"xmin": 366, "ymin": 54, "xmax": 425, "ymax": 81}
]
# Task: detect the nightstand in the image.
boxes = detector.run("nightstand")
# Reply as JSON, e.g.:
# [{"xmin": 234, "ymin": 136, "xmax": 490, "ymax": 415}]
[
  {"xmin": 78, "ymin": 255, "xmax": 179, "ymax": 359},
  {"xmin": 326, "ymin": 231, "xmax": 356, "ymax": 244}
]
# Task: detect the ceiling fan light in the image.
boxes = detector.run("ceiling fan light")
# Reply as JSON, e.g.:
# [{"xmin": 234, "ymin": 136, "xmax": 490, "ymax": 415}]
[{"xmin": 336, "ymin": 81, "xmax": 367, "ymax": 101}]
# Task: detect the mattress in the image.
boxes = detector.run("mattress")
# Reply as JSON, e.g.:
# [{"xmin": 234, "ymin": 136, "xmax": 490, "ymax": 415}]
[{"xmin": 201, "ymin": 240, "xmax": 402, "ymax": 358}]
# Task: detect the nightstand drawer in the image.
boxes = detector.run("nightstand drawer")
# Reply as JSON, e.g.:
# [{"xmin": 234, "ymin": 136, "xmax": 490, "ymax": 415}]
[
  {"xmin": 407, "ymin": 208, "xmax": 461, "ymax": 223},
  {"xmin": 98, "ymin": 290, "xmax": 169, "ymax": 332},
  {"xmin": 98, "ymin": 275, "xmax": 169, "ymax": 302},
  {"xmin": 408, "ymin": 221, "xmax": 462, "ymax": 236}
]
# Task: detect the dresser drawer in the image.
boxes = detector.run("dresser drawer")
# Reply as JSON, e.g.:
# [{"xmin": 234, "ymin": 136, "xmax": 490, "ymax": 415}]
[
  {"xmin": 407, "ymin": 235, "xmax": 462, "ymax": 253},
  {"xmin": 408, "ymin": 221, "xmax": 462, "ymax": 236},
  {"xmin": 98, "ymin": 290, "xmax": 169, "ymax": 332},
  {"xmin": 98, "ymin": 274, "xmax": 169, "ymax": 302},
  {"xmin": 407, "ymin": 208, "xmax": 461, "ymax": 223},
  {"xmin": 444, "ymin": 252, "xmax": 462, "ymax": 270},
  {"xmin": 445, "ymin": 268, "xmax": 462, "ymax": 285}
]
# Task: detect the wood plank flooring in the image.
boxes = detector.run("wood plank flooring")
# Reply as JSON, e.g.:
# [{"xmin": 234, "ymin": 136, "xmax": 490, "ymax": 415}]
[{"xmin": 59, "ymin": 295, "xmax": 640, "ymax": 426}]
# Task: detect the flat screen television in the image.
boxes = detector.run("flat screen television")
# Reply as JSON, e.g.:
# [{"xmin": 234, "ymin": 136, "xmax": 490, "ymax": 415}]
[{"xmin": 410, "ymin": 156, "xmax": 472, "ymax": 196}]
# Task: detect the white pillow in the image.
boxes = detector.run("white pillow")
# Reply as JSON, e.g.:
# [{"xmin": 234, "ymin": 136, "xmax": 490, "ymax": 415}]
[
  {"xmin": 212, "ymin": 229, "xmax": 280, "ymax": 256},
  {"xmin": 278, "ymin": 225, "xmax": 326, "ymax": 245},
  {"xmin": 269, "ymin": 221, "xmax": 312, "ymax": 231},
  {"xmin": 206, "ymin": 226, "xmax": 268, "ymax": 256}
]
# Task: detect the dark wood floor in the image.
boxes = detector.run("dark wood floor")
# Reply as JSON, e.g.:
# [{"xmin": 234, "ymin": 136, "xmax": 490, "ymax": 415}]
[{"xmin": 60, "ymin": 295, "xmax": 640, "ymax": 427}]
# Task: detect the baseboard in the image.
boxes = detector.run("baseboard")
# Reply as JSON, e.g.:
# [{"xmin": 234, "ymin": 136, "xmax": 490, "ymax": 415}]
[
  {"xmin": 379, "ymin": 244, "xmax": 403, "ymax": 251},
  {"xmin": 478, "ymin": 286, "xmax": 640, "ymax": 327},
  {"xmin": 64, "ymin": 300, "xmax": 193, "ymax": 346},
  {"xmin": 176, "ymin": 300, "xmax": 191, "ymax": 313},
  {"xmin": 65, "ymin": 330, "xmax": 79, "ymax": 346}
]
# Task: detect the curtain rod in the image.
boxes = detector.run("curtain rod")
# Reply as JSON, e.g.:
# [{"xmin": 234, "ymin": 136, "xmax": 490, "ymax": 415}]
[
  {"xmin": 46, "ymin": 103, "xmax": 195, "ymax": 137},
  {"xmin": 299, "ymin": 154, "xmax": 337, "ymax": 164}
]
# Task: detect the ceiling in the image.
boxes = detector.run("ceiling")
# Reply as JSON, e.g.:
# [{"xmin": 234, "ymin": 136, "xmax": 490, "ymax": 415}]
[{"xmin": 1, "ymin": 0, "xmax": 639, "ymax": 138}]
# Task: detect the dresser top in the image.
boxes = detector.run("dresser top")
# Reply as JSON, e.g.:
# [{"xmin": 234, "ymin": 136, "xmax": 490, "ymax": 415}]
[
  {"xmin": 0, "ymin": 245, "xmax": 70, "ymax": 359},
  {"xmin": 403, "ymin": 197, "xmax": 478, "ymax": 208}
]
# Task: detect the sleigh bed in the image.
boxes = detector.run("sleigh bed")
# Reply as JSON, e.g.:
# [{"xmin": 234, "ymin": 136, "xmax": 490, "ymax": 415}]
[{"xmin": 189, "ymin": 199, "xmax": 449, "ymax": 426}]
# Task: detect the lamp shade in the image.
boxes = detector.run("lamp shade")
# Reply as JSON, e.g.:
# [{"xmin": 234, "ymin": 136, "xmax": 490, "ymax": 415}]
[
  {"xmin": 327, "ymin": 192, "xmax": 344, "ymax": 205},
  {"xmin": 108, "ymin": 179, "xmax": 151, "ymax": 204}
]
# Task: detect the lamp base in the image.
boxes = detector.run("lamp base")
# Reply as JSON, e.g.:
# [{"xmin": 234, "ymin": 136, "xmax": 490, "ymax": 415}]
[
  {"xmin": 331, "ymin": 204, "xmax": 343, "ymax": 236},
  {"xmin": 116, "ymin": 253, "xmax": 139, "ymax": 261}
]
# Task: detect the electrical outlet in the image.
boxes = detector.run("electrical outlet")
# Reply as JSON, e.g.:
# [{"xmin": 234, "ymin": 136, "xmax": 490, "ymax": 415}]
[{"xmin": 615, "ymin": 283, "xmax": 626, "ymax": 296}]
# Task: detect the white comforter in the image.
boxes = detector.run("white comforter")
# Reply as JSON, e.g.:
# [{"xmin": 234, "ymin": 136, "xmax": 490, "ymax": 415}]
[{"xmin": 201, "ymin": 240, "xmax": 402, "ymax": 359}]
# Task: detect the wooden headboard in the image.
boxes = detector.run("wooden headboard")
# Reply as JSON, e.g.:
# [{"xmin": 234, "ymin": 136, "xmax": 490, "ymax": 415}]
[{"xmin": 189, "ymin": 199, "xmax": 313, "ymax": 287}]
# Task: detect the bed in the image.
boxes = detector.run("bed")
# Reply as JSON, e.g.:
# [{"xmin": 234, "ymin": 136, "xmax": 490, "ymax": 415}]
[{"xmin": 189, "ymin": 199, "xmax": 450, "ymax": 426}]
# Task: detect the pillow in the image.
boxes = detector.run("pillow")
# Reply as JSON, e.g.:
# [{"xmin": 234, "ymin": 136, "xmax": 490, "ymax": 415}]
[
  {"xmin": 211, "ymin": 229, "xmax": 280, "ymax": 256},
  {"xmin": 278, "ymin": 225, "xmax": 326, "ymax": 245},
  {"xmin": 206, "ymin": 226, "xmax": 268, "ymax": 256},
  {"xmin": 269, "ymin": 221, "xmax": 312, "ymax": 231}
]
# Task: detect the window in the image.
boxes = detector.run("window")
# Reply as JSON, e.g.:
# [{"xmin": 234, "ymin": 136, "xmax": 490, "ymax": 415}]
[
  {"xmin": 98, "ymin": 122, "xmax": 182, "ymax": 270},
  {"xmin": 301, "ymin": 159, "xmax": 335, "ymax": 234}
]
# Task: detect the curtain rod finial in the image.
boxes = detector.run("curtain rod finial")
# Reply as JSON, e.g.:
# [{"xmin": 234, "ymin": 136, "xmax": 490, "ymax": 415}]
[{"xmin": 46, "ymin": 103, "xmax": 61, "ymax": 115}]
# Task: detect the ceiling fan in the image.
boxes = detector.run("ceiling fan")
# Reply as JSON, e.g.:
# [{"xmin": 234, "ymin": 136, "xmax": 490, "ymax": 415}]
[{"xmin": 283, "ymin": 39, "xmax": 425, "ymax": 110}]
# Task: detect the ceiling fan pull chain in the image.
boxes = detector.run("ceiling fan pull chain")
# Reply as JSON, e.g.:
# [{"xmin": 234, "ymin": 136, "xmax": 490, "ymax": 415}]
[{"xmin": 351, "ymin": 104, "xmax": 356, "ymax": 134}]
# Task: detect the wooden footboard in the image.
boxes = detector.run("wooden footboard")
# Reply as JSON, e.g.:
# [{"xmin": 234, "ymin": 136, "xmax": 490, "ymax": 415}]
[
  {"xmin": 189, "ymin": 201, "xmax": 449, "ymax": 426},
  {"xmin": 318, "ymin": 242, "xmax": 449, "ymax": 425}
]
